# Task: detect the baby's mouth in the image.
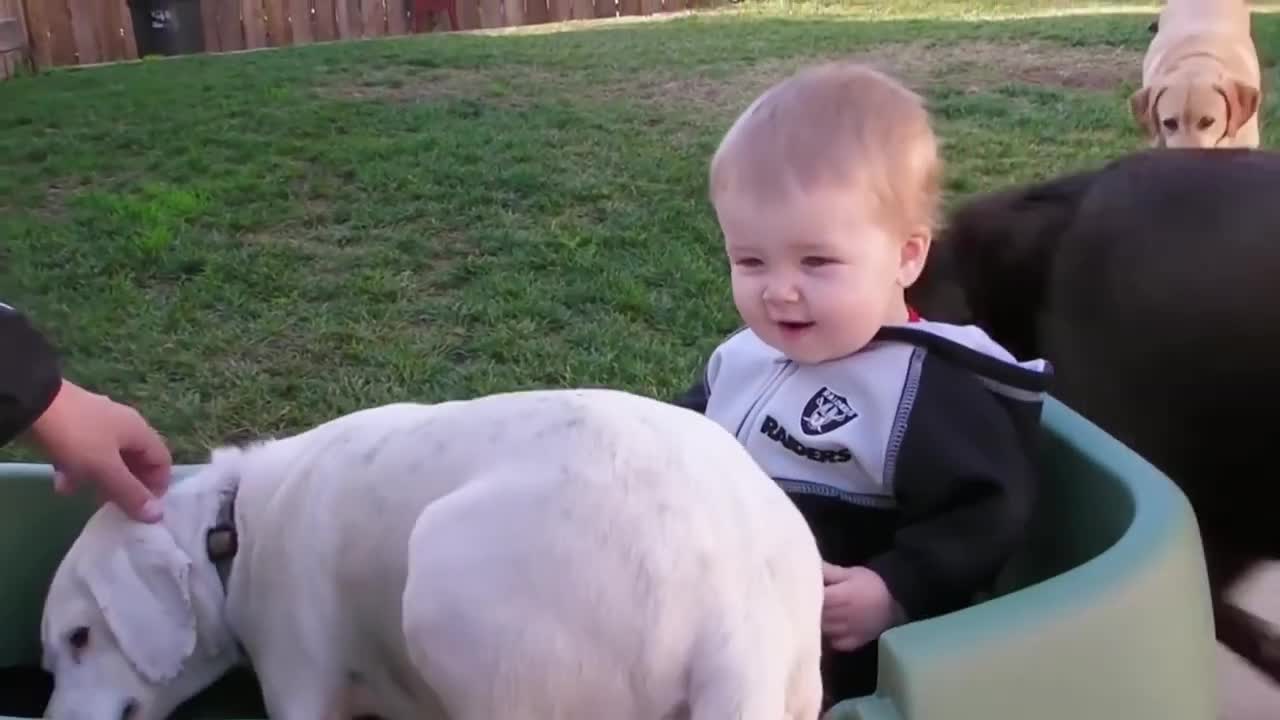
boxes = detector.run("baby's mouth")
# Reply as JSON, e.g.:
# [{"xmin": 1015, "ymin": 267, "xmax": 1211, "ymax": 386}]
[{"xmin": 777, "ymin": 321, "xmax": 815, "ymax": 332}]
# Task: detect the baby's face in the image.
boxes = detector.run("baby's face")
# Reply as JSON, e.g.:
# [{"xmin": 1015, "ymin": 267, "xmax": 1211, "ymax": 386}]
[{"xmin": 716, "ymin": 184, "xmax": 923, "ymax": 364}]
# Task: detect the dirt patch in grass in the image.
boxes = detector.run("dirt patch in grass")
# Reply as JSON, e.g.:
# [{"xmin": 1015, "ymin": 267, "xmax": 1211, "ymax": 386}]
[
  {"xmin": 931, "ymin": 41, "xmax": 1144, "ymax": 92},
  {"xmin": 456, "ymin": 9, "xmax": 695, "ymax": 36},
  {"xmin": 626, "ymin": 40, "xmax": 1144, "ymax": 116},
  {"xmin": 240, "ymin": 227, "xmax": 371, "ymax": 261},
  {"xmin": 41, "ymin": 182, "xmax": 77, "ymax": 220},
  {"xmin": 30, "ymin": 178, "xmax": 95, "ymax": 221},
  {"xmin": 315, "ymin": 66, "xmax": 556, "ymax": 110},
  {"xmin": 315, "ymin": 39, "xmax": 1144, "ymax": 116}
]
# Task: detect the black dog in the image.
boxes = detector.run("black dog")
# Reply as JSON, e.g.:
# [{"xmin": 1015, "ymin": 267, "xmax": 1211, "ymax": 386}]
[{"xmin": 910, "ymin": 148, "xmax": 1280, "ymax": 684}]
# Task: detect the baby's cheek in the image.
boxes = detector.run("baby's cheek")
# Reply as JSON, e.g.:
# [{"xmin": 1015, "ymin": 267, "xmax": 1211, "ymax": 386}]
[
  {"xmin": 731, "ymin": 280, "xmax": 762, "ymax": 306},
  {"xmin": 827, "ymin": 282, "xmax": 875, "ymax": 316}
]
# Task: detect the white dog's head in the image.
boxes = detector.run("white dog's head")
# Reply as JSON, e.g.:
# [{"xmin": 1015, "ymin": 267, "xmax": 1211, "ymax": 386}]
[{"xmin": 40, "ymin": 459, "xmax": 244, "ymax": 720}]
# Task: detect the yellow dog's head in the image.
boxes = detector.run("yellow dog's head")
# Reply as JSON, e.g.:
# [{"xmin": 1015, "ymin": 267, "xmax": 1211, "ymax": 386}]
[{"xmin": 1130, "ymin": 74, "xmax": 1259, "ymax": 148}]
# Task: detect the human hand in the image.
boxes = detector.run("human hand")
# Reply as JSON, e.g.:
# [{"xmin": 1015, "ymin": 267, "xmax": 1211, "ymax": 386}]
[
  {"xmin": 821, "ymin": 562, "xmax": 899, "ymax": 652},
  {"xmin": 26, "ymin": 379, "xmax": 172, "ymax": 523}
]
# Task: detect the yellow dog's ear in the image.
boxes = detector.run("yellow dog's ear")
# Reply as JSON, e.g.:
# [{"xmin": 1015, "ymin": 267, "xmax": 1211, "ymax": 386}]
[
  {"xmin": 1220, "ymin": 79, "xmax": 1261, "ymax": 137},
  {"xmin": 1129, "ymin": 86, "xmax": 1157, "ymax": 137}
]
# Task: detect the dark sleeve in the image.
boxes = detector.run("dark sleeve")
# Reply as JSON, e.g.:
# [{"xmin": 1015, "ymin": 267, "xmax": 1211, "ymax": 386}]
[
  {"xmin": 670, "ymin": 371, "xmax": 709, "ymax": 414},
  {"xmin": 0, "ymin": 303, "xmax": 64, "ymax": 447},
  {"xmin": 864, "ymin": 354, "xmax": 1042, "ymax": 621}
]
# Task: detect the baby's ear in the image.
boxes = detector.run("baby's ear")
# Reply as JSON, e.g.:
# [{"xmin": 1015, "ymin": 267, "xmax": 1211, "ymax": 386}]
[
  {"xmin": 907, "ymin": 234, "xmax": 973, "ymax": 324},
  {"xmin": 897, "ymin": 227, "xmax": 932, "ymax": 289}
]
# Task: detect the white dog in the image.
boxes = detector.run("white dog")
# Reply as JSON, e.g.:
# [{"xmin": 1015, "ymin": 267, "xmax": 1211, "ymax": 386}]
[{"xmin": 39, "ymin": 388, "xmax": 825, "ymax": 720}]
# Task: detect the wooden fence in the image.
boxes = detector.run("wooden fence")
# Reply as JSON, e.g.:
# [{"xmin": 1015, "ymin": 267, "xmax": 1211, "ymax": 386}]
[
  {"xmin": 0, "ymin": 0, "xmax": 33, "ymax": 77},
  {"xmin": 7, "ymin": 0, "xmax": 697, "ymax": 76}
]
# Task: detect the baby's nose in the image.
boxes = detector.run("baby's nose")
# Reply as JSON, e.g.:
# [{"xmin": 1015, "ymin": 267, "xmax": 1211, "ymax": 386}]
[{"xmin": 762, "ymin": 281, "xmax": 800, "ymax": 304}]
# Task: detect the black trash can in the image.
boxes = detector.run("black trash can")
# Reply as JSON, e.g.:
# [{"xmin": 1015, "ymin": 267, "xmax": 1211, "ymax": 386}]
[{"xmin": 128, "ymin": 0, "xmax": 206, "ymax": 57}]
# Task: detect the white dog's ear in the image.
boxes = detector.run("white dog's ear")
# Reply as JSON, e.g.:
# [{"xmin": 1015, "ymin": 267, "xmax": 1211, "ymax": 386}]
[{"xmin": 81, "ymin": 526, "xmax": 196, "ymax": 684}]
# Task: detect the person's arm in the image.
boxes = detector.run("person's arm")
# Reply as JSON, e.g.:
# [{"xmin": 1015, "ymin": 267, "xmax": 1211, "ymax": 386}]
[
  {"xmin": 0, "ymin": 302, "xmax": 64, "ymax": 447},
  {"xmin": 670, "ymin": 338, "xmax": 734, "ymax": 415},
  {"xmin": 864, "ymin": 358, "xmax": 1043, "ymax": 622},
  {"xmin": 670, "ymin": 372, "xmax": 710, "ymax": 414},
  {"xmin": 0, "ymin": 302, "xmax": 172, "ymax": 522}
]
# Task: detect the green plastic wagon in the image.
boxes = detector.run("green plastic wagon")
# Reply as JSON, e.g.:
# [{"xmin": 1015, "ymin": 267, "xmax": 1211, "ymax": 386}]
[{"xmin": 0, "ymin": 397, "xmax": 1217, "ymax": 719}]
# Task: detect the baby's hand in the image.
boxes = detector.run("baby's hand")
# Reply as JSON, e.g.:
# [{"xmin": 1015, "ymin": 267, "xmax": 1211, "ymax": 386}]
[
  {"xmin": 28, "ymin": 380, "xmax": 172, "ymax": 523},
  {"xmin": 821, "ymin": 562, "xmax": 898, "ymax": 652}
]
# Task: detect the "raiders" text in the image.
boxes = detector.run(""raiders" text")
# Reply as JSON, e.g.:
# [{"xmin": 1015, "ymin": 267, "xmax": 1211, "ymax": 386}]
[{"xmin": 759, "ymin": 416, "xmax": 852, "ymax": 463}]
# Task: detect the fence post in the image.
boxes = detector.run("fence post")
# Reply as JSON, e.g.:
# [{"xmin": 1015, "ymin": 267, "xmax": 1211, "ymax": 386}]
[{"xmin": 0, "ymin": 0, "xmax": 32, "ymax": 79}]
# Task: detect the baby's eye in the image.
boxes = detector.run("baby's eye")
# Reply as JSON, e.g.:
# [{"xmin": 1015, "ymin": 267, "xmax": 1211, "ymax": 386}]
[
  {"xmin": 801, "ymin": 256, "xmax": 838, "ymax": 267},
  {"xmin": 734, "ymin": 257, "xmax": 764, "ymax": 268}
]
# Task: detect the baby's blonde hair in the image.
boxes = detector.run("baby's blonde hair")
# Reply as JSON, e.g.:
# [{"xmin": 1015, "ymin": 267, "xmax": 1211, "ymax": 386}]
[{"xmin": 709, "ymin": 62, "xmax": 942, "ymax": 237}]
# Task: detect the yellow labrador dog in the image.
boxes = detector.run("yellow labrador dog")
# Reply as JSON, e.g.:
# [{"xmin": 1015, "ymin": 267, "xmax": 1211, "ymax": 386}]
[
  {"xmin": 1130, "ymin": 0, "xmax": 1262, "ymax": 148},
  {"xmin": 38, "ymin": 389, "xmax": 825, "ymax": 720}
]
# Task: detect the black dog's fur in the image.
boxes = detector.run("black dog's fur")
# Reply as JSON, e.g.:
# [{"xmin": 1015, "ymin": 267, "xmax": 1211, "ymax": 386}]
[{"xmin": 910, "ymin": 148, "xmax": 1280, "ymax": 684}]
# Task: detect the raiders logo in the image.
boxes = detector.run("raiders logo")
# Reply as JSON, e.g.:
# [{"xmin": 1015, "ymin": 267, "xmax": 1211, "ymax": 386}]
[{"xmin": 800, "ymin": 386, "xmax": 857, "ymax": 435}]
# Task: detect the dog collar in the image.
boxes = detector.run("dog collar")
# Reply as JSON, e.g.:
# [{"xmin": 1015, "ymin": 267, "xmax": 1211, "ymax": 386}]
[{"xmin": 205, "ymin": 487, "xmax": 238, "ymax": 590}]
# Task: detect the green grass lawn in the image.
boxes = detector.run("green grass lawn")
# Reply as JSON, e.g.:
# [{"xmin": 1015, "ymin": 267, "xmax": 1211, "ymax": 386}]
[{"xmin": 2, "ymin": 0, "xmax": 1279, "ymax": 462}]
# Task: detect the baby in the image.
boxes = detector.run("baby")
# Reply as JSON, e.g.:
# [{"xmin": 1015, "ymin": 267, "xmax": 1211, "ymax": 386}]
[{"xmin": 673, "ymin": 62, "xmax": 1053, "ymax": 707}]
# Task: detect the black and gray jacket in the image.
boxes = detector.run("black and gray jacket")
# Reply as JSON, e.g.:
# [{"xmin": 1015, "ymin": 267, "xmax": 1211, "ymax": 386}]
[
  {"xmin": 674, "ymin": 320, "xmax": 1052, "ymax": 622},
  {"xmin": 0, "ymin": 302, "xmax": 64, "ymax": 447}
]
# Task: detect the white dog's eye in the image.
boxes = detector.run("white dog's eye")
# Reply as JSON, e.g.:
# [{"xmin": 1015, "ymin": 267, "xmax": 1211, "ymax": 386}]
[
  {"xmin": 1163, "ymin": 118, "xmax": 1179, "ymax": 131},
  {"xmin": 67, "ymin": 626, "xmax": 89, "ymax": 650},
  {"xmin": 121, "ymin": 699, "xmax": 139, "ymax": 720},
  {"xmin": 1198, "ymin": 116, "xmax": 1215, "ymax": 130}
]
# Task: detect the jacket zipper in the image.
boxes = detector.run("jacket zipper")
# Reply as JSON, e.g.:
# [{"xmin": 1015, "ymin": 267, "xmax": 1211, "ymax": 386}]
[{"xmin": 734, "ymin": 359, "xmax": 794, "ymax": 442}]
